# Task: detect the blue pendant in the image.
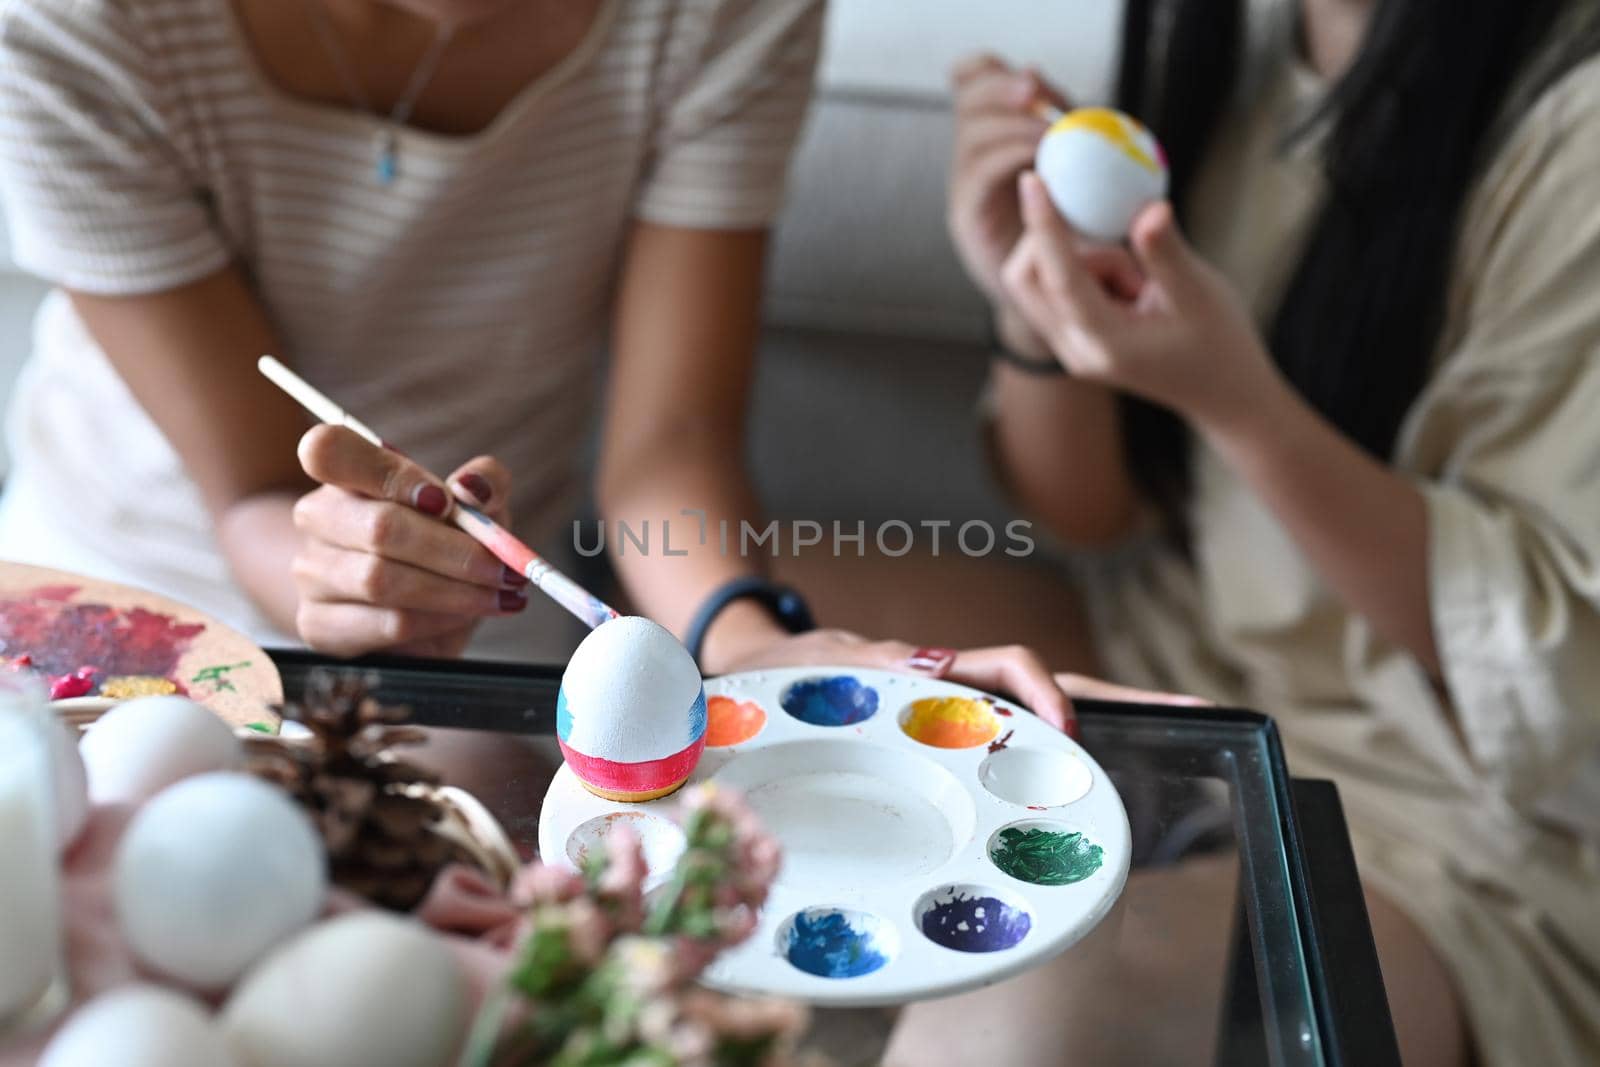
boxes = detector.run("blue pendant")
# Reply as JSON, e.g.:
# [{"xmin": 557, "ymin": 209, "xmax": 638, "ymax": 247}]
[{"xmin": 374, "ymin": 131, "xmax": 398, "ymax": 185}]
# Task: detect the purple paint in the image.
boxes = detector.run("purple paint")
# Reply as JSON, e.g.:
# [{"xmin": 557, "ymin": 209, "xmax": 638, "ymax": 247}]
[{"xmin": 918, "ymin": 887, "xmax": 1031, "ymax": 953}]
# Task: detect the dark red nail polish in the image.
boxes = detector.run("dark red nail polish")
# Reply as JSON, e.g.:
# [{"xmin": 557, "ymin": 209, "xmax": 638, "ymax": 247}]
[
  {"xmin": 907, "ymin": 647, "xmax": 957, "ymax": 675},
  {"xmin": 1064, "ymin": 718, "xmax": 1081, "ymax": 742},
  {"xmin": 458, "ymin": 473, "xmax": 492, "ymax": 506},
  {"xmin": 499, "ymin": 589, "xmax": 528, "ymax": 613},
  {"xmin": 413, "ymin": 484, "xmax": 448, "ymax": 516},
  {"xmin": 502, "ymin": 565, "xmax": 529, "ymax": 587}
]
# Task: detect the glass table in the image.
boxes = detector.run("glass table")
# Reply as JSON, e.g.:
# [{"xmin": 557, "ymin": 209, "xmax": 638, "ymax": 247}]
[{"xmin": 269, "ymin": 649, "xmax": 1402, "ymax": 1067}]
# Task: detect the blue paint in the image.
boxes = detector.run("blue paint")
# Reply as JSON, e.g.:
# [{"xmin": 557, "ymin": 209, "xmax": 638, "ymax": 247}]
[
  {"xmin": 780, "ymin": 676, "xmax": 879, "ymax": 727},
  {"xmin": 556, "ymin": 686, "xmax": 574, "ymax": 741},
  {"xmin": 919, "ymin": 890, "xmax": 1032, "ymax": 953},
  {"xmin": 783, "ymin": 910, "xmax": 889, "ymax": 978},
  {"xmin": 558, "ymin": 685, "xmax": 707, "ymax": 747},
  {"xmin": 688, "ymin": 687, "xmax": 708, "ymax": 744}
]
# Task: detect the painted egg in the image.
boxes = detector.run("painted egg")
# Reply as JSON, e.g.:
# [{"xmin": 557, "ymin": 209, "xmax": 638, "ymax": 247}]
[
  {"xmin": 39, "ymin": 985, "xmax": 240, "ymax": 1067},
  {"xmin": 49, "ymin": 717, "xmax": 89, "ymax": 848},
  {"xmin": 557, "ymin": 616, "xmax": 706, "ymax": 802},
  {"xmin": 114, "ymin": 772, "xmax": 326, "ymax": 990},
  {"xmin": 1035, "ymin": 107, "xmax": 1169, "ymax": 243},
  {"xmin": 79, "ymin": 695, "xmax": 240, "ymax": 804},
  {"xmin": 223, "ymin": 912, "xmax": 467, "ymax": 1067}
]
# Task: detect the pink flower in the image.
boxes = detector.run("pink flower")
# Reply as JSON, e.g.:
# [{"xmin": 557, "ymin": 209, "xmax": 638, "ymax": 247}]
[
  {"xmin": 515, "ymin": 862, "xmax": 584, "ymax": 906},
  {"xmin": 564, "ymin": 898, "xmax": 611, "ymax": 966}
]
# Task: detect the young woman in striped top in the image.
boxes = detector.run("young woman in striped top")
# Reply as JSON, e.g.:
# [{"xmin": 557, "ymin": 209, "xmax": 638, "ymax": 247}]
[{"xmin": 0, "ymin": 0, "xmax": 1075, "ymax": 719}]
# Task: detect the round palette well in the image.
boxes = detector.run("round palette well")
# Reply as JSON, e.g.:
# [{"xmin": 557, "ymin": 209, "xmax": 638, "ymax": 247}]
[{"xmin": 539, "ymin": 668, "xmax": 1130, "ymax": 1006}]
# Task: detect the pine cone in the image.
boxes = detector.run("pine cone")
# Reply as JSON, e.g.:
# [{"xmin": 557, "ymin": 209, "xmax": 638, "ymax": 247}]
[{"xmin": 245, "ymin": 670, "xmax": 477, "ymax": 911}]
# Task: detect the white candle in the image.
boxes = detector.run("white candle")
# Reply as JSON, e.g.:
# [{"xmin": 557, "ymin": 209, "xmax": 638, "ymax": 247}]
[{"xmin": 0, "ymin": 676, "xmax": 66, "ymax": 1032}]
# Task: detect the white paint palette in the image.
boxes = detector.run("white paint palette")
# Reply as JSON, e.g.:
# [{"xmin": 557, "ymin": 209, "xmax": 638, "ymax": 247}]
[{"xmin": 538, "ymin": 667, "xmax": 1130, "ymax": 1006}]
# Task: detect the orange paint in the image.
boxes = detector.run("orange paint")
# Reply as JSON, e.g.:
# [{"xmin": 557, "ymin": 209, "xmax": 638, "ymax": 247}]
[
  {"xmin": 901, "ymin": 697, "xmax": 1001, "ymax": 750},
  {"xmin": 706, "ymin": 696, "xmax": 767, "ymax": 747}
]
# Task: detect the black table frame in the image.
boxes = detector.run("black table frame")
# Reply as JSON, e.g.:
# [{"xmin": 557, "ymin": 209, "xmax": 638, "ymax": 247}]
[{"xmin": 269, "ymin": 649, "xmax": 1401, "ymax": 1067}]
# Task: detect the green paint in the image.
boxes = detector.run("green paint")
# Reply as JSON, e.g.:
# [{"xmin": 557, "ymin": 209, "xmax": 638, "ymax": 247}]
[
  {"xmin": 190, "ymin": 660, "xmax": 251, "ymax": 692},
  {"xmin": 990, "ymin": 827, "xmax": 1103, "ymax": 886},
  {"xmin": 245, "ymin": 721, "xmax": 274, "ymax": 734}
]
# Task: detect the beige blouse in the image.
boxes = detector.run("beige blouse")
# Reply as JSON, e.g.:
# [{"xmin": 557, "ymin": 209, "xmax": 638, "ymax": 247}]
[{"xmin": 1086, "ymin": 26, "xmax": 1600, "ymax": 1067}]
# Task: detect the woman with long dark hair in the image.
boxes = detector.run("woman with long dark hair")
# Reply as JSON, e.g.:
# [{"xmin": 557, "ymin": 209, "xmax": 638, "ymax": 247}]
[{"xmin": 910, "ymin": 0, "xmax": 1600, "ymax": 1063}]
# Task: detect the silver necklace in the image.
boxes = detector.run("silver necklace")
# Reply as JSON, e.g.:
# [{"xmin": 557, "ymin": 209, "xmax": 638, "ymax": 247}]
[{"xmin": 300, "ymin": 2, "xmax": 458, "ymax": 185}]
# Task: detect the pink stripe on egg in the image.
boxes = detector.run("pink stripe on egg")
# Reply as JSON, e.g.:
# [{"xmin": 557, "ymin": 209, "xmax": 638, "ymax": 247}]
[{"xmin": 559, "ymin": 736, "xmax": 706, "ymax": 794}]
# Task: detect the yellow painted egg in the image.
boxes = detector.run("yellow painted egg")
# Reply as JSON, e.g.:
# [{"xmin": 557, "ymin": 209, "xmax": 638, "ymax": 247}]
[{"xmin": 1035, "ymin": 107, "xmax": 1169, "ymax": 242}]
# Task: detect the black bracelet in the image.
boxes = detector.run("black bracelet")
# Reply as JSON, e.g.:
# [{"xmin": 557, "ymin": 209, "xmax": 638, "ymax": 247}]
[
  {"xmin": 685, "ymin": 576, "xmax": 816, "ymax": 670},
  {"xmin": 986, "ymin": 309, "xmax": 1067, "ymax": 376},
  {"xmin": 992, "ymin": 345, "xmax": 1069, "ymax": 376}
]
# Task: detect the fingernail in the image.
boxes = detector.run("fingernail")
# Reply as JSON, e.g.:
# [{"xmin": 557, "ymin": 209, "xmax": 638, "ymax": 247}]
[
  {"xmin": 413, "ymin": 484, "xmax": 449, "ymax": 516},
  {"xmin": 1064, "ymin": 718, "xmax": 1081, "ymax": 742},
  {"xmin": 907, "ymin": 647, "xmax": 957, "ymax": 675},
  {"xmin": 499, "ymin": 589, "xmax": 528, "ymax": 613},
  {"xmin": 457, "ymin": 473, "xmax": 493, "ymax": 506},
  {"xmin": 502, "ymin": 565, "xmax": 529, "ymax": 588}
]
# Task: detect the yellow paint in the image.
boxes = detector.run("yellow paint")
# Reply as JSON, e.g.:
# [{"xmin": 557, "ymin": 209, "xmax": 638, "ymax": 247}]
[
  {"xmin": 1049, "ymin": 107, "xmax": 1160, "ymax": 173},
  {"xmin": 99, "ymin": 676, "xmax": 179, "ymax": 699},
  {"xmin": 579, "ymin": 775, "xmax": 691, "ymax": 803},
  {"xmin": 901, "ymin": 697, "xmax": 1000, "ymax": 749}
]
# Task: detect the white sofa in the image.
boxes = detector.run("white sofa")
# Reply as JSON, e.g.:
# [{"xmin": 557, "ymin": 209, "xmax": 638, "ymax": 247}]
[{"xmin": 753, "ymin": 1, "xmax": 1119, "ymax": 524}]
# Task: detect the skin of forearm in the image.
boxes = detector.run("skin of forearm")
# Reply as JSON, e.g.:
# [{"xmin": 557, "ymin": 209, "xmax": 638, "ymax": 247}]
[
  {"xmin": 215, "ymin": 488, "xmax": 306, "ymax": 633},
  {"xmin": 1199, "ymin": 374, "xmax": 1442, "ymax": 674},
  {"xmin": 598, "ymin": 436, "xmax": 784, "ymax": 671},
  {"xmin": 989, "ymin": 359, "xmax": 1143, "ymax": 548},
  {"xmin": 600, "ymin": 222, "xmax": 790, "ymax": 669}
]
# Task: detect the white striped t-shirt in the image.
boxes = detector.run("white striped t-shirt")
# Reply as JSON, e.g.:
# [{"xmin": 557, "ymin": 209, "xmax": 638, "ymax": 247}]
[{"xmin": 0, "ymin": 0, "xmax": 822, "ymax": 642}]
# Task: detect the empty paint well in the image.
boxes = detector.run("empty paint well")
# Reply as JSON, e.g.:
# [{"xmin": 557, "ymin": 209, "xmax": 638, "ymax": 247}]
[
  {"xmin": 779, "ymin": 907, "xmax": 898, "ymax": 978},
  {"xmin": 915, "ymin": 884, "xmax": 1032, "ymax": 953},
  {"xmin": 987, "ymin": 820, "xmax": 1105, "ymax": 886},
  {"xmin": 566, "ymin": 811, "xmax": 686, "ymax": 885},
  {"xmin": 711, "ymin": 739, "xmax": 977, "ymax": 891},
  {"xmin": 780, "ymin": 676, "xmax": 880, "ymax": 727},
  {"xmin": 979, "ymin": 746, "xmax": 1093, "ymax": 808},
  {"xmin": 705, "ymin": 695, "xmax": 767, "ymax": 747},
  {"xmin": 899, "ymin": 696, "xmax": 1001, "ymax": 749}
]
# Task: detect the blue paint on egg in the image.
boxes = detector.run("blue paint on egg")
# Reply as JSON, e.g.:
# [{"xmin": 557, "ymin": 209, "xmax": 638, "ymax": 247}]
[
  {"xmin": 688, "ymin": 687, "xmax": 708, "ymax": 745},
  {"xmin": 780, "ymin": 676, "xmax": 879, "ymax": 727},
  {"xmin": 556, "ymin": 687, "xmax": 574, "ymax": 742},
  {"xmin": 783, "ymin": 909, "xmax": 891, "ymax": 978}
]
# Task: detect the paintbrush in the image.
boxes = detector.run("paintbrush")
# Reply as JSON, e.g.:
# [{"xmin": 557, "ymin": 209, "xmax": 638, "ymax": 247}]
[
  {"xmin": 258, "ymin": 356, "xmax": 620, "ymax": 631},
  {"xmin": 1030, "ymin": 99, "xmax": 1066, "ymax": 125}
]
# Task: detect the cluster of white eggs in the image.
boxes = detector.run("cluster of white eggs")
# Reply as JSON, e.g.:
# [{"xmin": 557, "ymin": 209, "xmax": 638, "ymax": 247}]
[{"xmin": 37, "ymin": 696, "xmax": 467, "ymax": 1067}]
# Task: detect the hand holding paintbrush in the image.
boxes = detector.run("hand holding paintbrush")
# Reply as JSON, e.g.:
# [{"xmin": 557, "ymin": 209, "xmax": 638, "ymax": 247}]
[{"xmin": 259, "ymin": 357, "xmax": 620, "ymax": 634}]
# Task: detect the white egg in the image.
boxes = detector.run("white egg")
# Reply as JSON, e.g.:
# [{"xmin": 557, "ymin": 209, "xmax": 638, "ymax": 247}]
[
  {"xmin": 49, "ymin": 717, "xmax": 89, "ymax": 848},
  {"xmin": 223, "ymin": 913, "xmax": 467, "ymax": 1067},
  {"xmin": 558, "ymin": 615, "xmax": 704, "ymax": 766},
  {"xmin": 1035, "ymin": 107, "xmax": 1170, "ymax": 243},
  {"xmin": 114, "ymin": 772, "xmax": 326, "ymax": 990},
  {"xmin": 79, "ymin": 695, "xmax": 240, "ymax": 804},
  {"xmin": 39, "ymin": 984, "xmax": 240, "ymax": 1067}
]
